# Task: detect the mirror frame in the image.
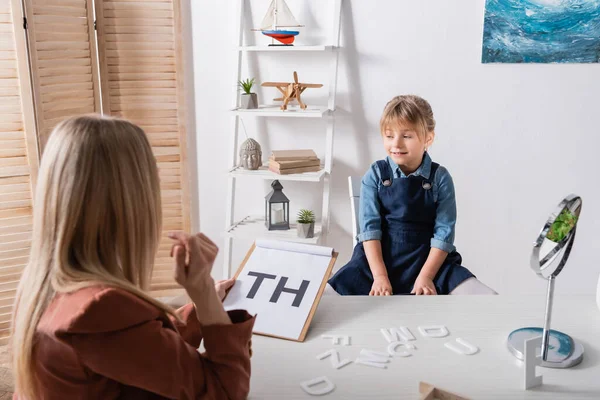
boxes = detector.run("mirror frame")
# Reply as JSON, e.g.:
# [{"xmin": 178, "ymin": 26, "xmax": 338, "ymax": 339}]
[{"xmin": 530, "ymin": 194, "xmax": 582, "ymax": 279}]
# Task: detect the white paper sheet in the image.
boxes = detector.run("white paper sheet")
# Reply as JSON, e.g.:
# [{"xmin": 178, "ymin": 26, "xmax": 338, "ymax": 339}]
[
  {"xmin": 223, "ymin": 240, "xmax": 333, "ymax": 340},
  {"xmin": 255, "ymin": 239, "xmax": 333, "ymax": 257}
]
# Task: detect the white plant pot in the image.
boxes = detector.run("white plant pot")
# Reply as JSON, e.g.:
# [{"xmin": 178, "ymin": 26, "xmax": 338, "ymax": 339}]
[
  {"xmin": 240, "ymin": 93, "xmax": 258, "ymax": 109},
  {"xmin": 297, "ymin": 222, "xmax": 315, "ymax": 239}
]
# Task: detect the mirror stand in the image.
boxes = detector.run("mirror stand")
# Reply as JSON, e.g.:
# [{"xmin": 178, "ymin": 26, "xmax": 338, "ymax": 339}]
[{"xmin": 507, "ymin": 195, "xmax": 584, "ymax": 369}]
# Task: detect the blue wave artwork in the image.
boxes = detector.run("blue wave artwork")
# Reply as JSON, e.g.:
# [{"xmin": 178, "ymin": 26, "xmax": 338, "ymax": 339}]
[{"xmin": 482, "ymin": 0, "xmax": 600, "ymax": 63}]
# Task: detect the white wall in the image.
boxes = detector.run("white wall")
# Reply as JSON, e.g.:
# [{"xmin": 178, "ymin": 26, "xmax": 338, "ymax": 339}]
[{"xmin": 190, "ymin": 0, "xmax": 600, "ymax": 295}]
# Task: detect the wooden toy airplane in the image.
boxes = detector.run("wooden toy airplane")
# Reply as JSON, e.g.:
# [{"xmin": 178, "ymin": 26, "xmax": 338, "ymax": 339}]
[{"xmin": 261, "ymin": 71, "xmax": 323, "ymax": 110}]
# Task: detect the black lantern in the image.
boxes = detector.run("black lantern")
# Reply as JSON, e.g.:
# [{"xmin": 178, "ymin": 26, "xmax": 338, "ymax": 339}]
[{"xmin": 265, "ymin": 180, "xmax": 290, "ymax": 230}]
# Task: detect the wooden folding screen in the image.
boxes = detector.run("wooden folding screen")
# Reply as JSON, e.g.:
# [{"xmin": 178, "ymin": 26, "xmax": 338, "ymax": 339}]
[
  {"xmin": 95, "ymin": 0, "xmax": 190, "ymax": 296},
  {"xmin": 22, "ymin": 0, "xmax": 101, "ymax": 151},
  {"xmin": 0, "ymin": 0, "xmax": 190, "ymax": 321},
  {"xmin": 0, "ymin": 0, "xmax": 39, "ymax": 345}
]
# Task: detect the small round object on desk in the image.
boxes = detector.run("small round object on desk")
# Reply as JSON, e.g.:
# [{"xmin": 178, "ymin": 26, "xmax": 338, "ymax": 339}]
[{"xmin": 507, "ymin": 327, "xmax": 584, "ymax": 368}]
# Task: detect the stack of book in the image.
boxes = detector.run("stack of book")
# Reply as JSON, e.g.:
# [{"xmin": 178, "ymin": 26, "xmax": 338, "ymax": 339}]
[{"xmin": 269, "ymin": 150, "xmax": 321, "ymax": 175}]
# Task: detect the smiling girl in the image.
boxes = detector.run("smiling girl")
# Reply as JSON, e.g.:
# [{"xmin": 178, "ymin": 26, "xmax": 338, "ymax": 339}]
[{"xmin": 328, "ymin": 95, "xmax": 495, "ymax": 296}]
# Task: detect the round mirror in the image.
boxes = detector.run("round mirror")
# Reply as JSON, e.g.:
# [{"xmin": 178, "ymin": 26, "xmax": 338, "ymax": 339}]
[
  {"xmin": 531, "ymin": 194, "xmax": 582, "ymax": 279},
  {"xmin": 507, "ymin": 195, "xmax": 584, "ymax": 369}
]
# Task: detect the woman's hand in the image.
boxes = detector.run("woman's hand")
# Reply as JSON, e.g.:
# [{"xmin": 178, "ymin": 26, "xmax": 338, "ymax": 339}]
[
  {"xmin": 215, "ymin": 278, "xmax": 235, "ymax": 301},
  {"xmin": 411, "ymin": 275, "xmax": 437, "ymax": 295},
  {"xmin": 169, "ymin": 232, "xmax": 231, "ymax": 325},
  {"xmin": 169, "ymin": 232, "xmax": 218, "ymax": 294},
  {"xmin": 370, "ymin": 275, "xmax": 392, "ymax": 296}
]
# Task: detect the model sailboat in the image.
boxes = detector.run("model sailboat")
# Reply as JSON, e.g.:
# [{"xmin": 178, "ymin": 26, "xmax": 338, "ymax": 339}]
[{"xmin": 255, "ymin": 0, "xmax": 303, "ymax": 45}]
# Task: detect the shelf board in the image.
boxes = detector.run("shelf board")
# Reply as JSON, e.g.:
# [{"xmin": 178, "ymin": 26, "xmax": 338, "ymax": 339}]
[
  {"xmin": 232, "ymin": 105, "xmax": 331, "ymax": 118},
  {"xmin": 239, "ymin": 45, "xmax": 335, "ymax": 52},
  {"xmin": 226, "ymin": 216, "xmax": 322, "ymax": 245},
  {"xmin": 229, "ymin": 165, "xmax": 327, "ymax": 182}
]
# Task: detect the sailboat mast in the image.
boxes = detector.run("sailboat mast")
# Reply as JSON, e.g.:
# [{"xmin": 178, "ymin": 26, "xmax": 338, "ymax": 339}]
[{"xmin": 272, "ymin": 0, "xmax": 278, "ymax": 30}]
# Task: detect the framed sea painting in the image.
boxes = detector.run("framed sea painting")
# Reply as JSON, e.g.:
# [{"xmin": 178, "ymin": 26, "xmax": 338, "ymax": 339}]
[{"xmin": 482, "ymin": 0, "xmax": 600, "ymax": 63}]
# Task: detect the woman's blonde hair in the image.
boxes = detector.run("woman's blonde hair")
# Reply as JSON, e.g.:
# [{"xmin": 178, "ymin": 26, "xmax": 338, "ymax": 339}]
[
  {"xmin": 380, "ymin": 95, "xmax": 436, "ymax": 142},
  {"xmin": 11, "ymin": 115, "xmax": 178, "ymax": 398}
]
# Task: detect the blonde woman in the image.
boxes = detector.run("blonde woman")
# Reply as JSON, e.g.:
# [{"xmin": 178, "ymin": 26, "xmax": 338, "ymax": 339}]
[{"xmin": 11, "ymin": 115, "xmax": 254, "ymax": 399}]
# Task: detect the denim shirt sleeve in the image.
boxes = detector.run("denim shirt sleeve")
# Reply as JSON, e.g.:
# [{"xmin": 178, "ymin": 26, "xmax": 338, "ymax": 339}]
[
  {"xmin": 357, "ymin": 163, "xmax": 382, "ymax": 243},
  {"xmin": 431, "ymin": 166, "xmax": 456, "ymax": 253}
]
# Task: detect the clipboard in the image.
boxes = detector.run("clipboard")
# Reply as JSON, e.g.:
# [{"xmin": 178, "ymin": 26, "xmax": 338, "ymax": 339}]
[{"xmin": 224, "ymin": 240, "xmax": 338, "ymax": 342}]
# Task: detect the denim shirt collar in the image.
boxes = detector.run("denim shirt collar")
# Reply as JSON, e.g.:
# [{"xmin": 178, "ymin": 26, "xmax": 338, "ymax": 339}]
[{"xmin": 386, "ymin": 152, "xmax": 432, "ymax": 179}]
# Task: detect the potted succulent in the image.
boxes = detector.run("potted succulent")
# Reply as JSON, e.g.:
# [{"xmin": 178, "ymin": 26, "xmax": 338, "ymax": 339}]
[
  {"xmin": 296, "ymin": 209, "xmax": 315, "ymax": 238},
  {"xmin": 238, "ymin": 78, "xmax": 258, "ymax": 109}
]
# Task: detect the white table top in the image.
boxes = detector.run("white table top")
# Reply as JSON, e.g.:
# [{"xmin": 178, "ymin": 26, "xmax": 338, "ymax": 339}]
[{"xmin": 248, "ymin": 295, "xmax": 600, "ymax": 399}]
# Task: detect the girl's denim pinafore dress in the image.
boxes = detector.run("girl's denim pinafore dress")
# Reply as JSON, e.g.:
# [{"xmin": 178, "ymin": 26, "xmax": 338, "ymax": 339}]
[{"xmin": 329, "ymin": 159, "xmax": 474, "ymax": 295}]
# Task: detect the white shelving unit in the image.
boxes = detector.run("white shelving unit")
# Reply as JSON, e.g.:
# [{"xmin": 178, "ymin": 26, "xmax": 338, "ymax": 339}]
[
  {"xmin": 232, "ymin": 104, "xmax": 330, "ymax": 118},
  {"xmin": 223, "ymin": 0, "xmax": 342, "ymax": 278},
  {"xmin": 239, "ymin": 45, "xmax": 334, "ymax": 52}
]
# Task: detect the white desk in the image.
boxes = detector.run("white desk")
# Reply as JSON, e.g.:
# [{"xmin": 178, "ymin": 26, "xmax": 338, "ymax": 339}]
[{"xmin": 249, "ymin": 295, "xmax": 600, "ymax": 399}]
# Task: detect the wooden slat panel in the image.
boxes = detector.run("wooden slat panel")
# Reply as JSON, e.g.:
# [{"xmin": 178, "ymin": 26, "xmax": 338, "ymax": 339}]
[
  {"xmin": 38, "ymin": 65, "xmax": 92, "ymax": 77},
  {"xmin": 40, "ymin": 81, "xmax": 92, "ymax": 94},
  {"xmin": 105, "ymin": 41, "xmax": 174, "ymax": 50},
  {"xmin": 109, "ymin": 91, "xmax": 177, "ymax": 102},
  {"xmin": 109, "ymin": 87, "xmax": 177, "ymax": 96},
  {"xmin": 25, "ymin": 0, "xmax": 100, "ymax": 151},
  {"xmin": 34, "ymin": 14, "xmax": 87, "ymax": 25},
  {"xmin": 106, "ymin": 49, "xmax": 175, "ymax": 59},
  {"xmin": 0, "ymin": 231, "xmax": 32, "ymax": 244},
  {"xmin": 104, "ymin": 9, "xmax": 173, "ymax": 18},
  {"xmin": 109, "ymin": 80, "xmax": 176, "ymax": 89},
  {"xmin": 106, "ymin": 56, "xmax": 175, "ymax": 66},
  {"xmin": 33, "ymin": 5, "xmax": 87, "ymax": 17},
  {"xmin": 106, "ymin": 33, "xmax": 174, "ymax": 42},
  {"xmin": 96, "ymin": 0, "xmax": 189, "ymax": 294},
  {"xmin": 36, "ymin": 0, "xmax": 84, "ymax": 6},
  {"xmin": 38, "ymin": 57, "xmax": 91, "ymax": 68},
  {"xmin": 0, "ymin": 218, "xmax": 31, "ymax": 232},
  {"xmin": 0, "ymin": 189, "xmax": 30, "ymax": 203},
  {"xmin": 0, "ymin": 240, "xmax": 31, "ymax": 253},
  {"xmin": 43, "ymin": 98, "xmax": 95, "ymax": 112},
  {"xmin": 36, "ymin": 40, "xmax": 90, "ymax": 51},
  {"xmin": 104, "ymin": 2, "xmax": 173, "ymax": 10},
  {"xmin": 0, "ymin": 264, "xmax": 25, "ymax": 277},
  {"xmin": 0, "ymin": 198, "xmax": 32, "ymax": 210},
  {"xmin": 35, "ymin": 22, "xmax": 88, "ymax": 33},
  {"xmin": 104, "ymin": 24, "xmax": 174, "ymax": 34},
  {"xmin": 0, "ymin": 256, "xmax": 28, "ymax": 268},
  {"xmin": 0, "ymin": 246, "xmax": 30, "ymax": 259},
  {"xmin": 0, "ymin": 203, "xmax": 28, "ymax": 219},
  {"xmin": 0, "ymin": 0, "xmax": 38, "ymax": 346},
  {"xmin": 0, "ymin": 280, "xmax": 19, "ymax": 295},
  {"xmin": 116, "ymin": 110, "xmax": 177, "ymax": 118},
  {"xmin": 103, "ymin": 17, "xmax": 173, "ymax": 27},
  {"xmin": 0, "ymin": 295, "xmax": 16, "ymax": 308}
]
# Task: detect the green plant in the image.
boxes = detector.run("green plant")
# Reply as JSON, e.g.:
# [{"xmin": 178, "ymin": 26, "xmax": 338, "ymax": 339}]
[
  {"xmin": 546, "ymin": 209, "xmax": 578, "ymax": 242},
  {"xmin": 238, "ymin": 78, "xmax": 255, "ymax": 95},
  {"xmin": 297, "ymin": 209, "xmax": 315, "ymax": 224}
]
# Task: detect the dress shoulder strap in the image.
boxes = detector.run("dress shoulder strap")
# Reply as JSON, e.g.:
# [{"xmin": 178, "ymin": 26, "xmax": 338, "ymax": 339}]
[{"xmin": 375, "ymin": 159, "xmax": 392, "ymax": 183}]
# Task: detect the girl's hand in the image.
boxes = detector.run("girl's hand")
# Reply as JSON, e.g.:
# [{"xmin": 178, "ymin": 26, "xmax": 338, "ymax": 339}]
[
  {"xmin": 370, "ymin": 275, "xmax": 393, "ymax": 296},
  {"xmin": 169, "ymin": 232, "xmax": 218, "ymax": 294},
  {"xmin": 215, "ymin": 278, "xmax": 235, "ymax": 301},
  {"xmin": 411, "ymin": 275, "xmax": 437, "ymax": 295}
]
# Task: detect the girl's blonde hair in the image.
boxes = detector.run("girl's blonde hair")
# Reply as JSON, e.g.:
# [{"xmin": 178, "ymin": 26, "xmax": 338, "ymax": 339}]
[
  {"xmin": 11, "ymin": 115, "xmax": 178, "ymax": 398},
  {"xmin": 380, "ymin": 95, "xmax": 436, "ymax": 142}
]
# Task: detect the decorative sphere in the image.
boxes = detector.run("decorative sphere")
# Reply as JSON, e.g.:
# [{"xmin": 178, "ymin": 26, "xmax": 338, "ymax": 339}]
[{"xmin": 239, "ymin": 138, "xmax": 262, "ymax": 170}]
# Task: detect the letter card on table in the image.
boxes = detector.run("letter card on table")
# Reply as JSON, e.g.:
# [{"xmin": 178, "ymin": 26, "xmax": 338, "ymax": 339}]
[{"xmin": 223, "ymin": 239, "xmax": 337, "ymax": 341}]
